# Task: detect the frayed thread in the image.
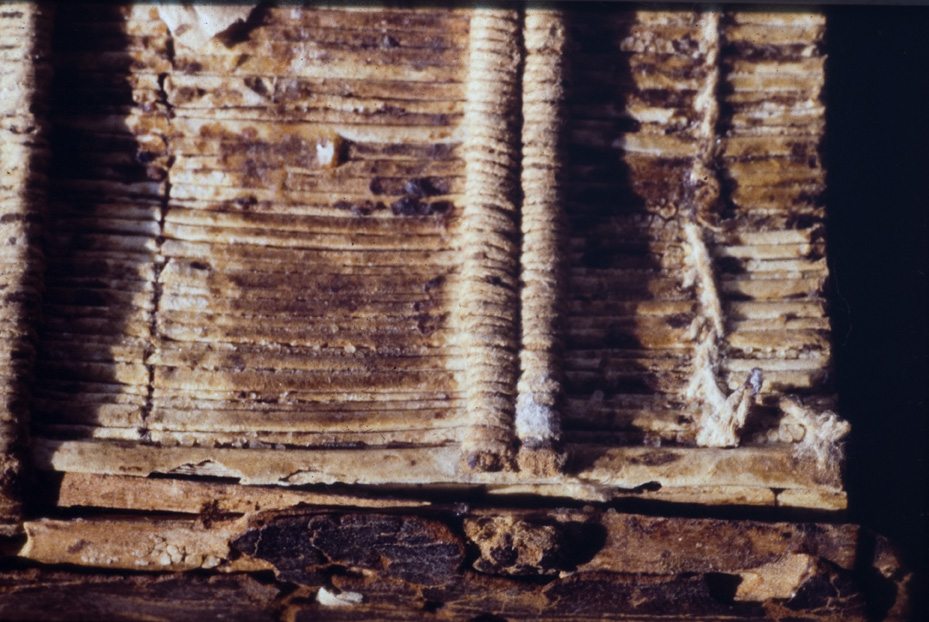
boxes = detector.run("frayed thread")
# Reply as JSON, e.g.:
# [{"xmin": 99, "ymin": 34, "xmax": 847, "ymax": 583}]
[
  {"xmin": 683, "ymin": 223, "xmax": 761, "ymax": 448},
  {"xmin": 688, "ymin": 332, "xmax": 762, "ymax": 448},
  {"xmin": 682, "ymin": 220, "xmax": 724, "ymax": 336},
  {"xmin": 779, "ymin": 397, "xmax": 851, "ymax": 471}
]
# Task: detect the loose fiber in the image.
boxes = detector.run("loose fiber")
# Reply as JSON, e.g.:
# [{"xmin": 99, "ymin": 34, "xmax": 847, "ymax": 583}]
[{"xmin": 779, "ymin": 397, "xmax": 851, "ymax": 474}]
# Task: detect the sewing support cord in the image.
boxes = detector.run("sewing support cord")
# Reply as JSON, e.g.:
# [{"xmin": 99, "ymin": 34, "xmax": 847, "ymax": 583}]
[
  {"xmin": 460, "ymin": 9, "xmax": 523, "ymax": 472},
  {"xmin": 515, "ymin": 9, "xmax": 568, "ymax": 476}
]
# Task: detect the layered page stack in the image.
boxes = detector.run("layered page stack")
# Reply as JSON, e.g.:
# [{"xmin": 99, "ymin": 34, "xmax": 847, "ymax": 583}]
[
  {"xmin": 3, "ymin": 4, "xmax": 847, "ymax": 529},
  {"xmin": 0, "ymin": 4, "xmax": 51, "ymax": 535}
]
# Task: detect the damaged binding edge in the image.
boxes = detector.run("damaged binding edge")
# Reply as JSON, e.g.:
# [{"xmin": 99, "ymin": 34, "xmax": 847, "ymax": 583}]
[
  {"xmin": 683, "ymin": 10, "xmax": 851, "ymax": 466},
  {"xmin": 683, "ymin": 10, "xmax": 760, "ymax": 449},
  {"xmin": 684, "ymin": 216, "xmax": 763, "ymax": 448}
]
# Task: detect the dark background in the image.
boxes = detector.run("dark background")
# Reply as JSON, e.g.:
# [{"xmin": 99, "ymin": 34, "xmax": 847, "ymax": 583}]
[{"xmin": 824, "ymin": 6, "xmax": 928, "ymax": 619}]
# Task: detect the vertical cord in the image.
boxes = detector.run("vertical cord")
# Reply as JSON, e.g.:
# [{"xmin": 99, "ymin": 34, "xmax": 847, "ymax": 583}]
[
  {"xmin": 459, "ymin": 9, "xmax": 523, "ymax": 472},
  {"xmin": 515, "ymin": 9, "xmax": 567, "ymax": 476},
  {"xmin": 683, "ymin": 10, "xmax": 760, "ymax": 448}
]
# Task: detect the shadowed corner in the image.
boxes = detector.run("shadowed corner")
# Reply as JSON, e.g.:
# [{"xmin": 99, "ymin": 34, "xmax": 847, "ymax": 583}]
[
  {"xmin": 0, "ymin": 5, "xmax": 52, "ymax": 535},
  {"xmin": 558, "ymin": 7, "xmax": 662, "ymax": 452},
  {"xmin": 28, "ymin": 3, "xmax": 169, "ymax": 501}
]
